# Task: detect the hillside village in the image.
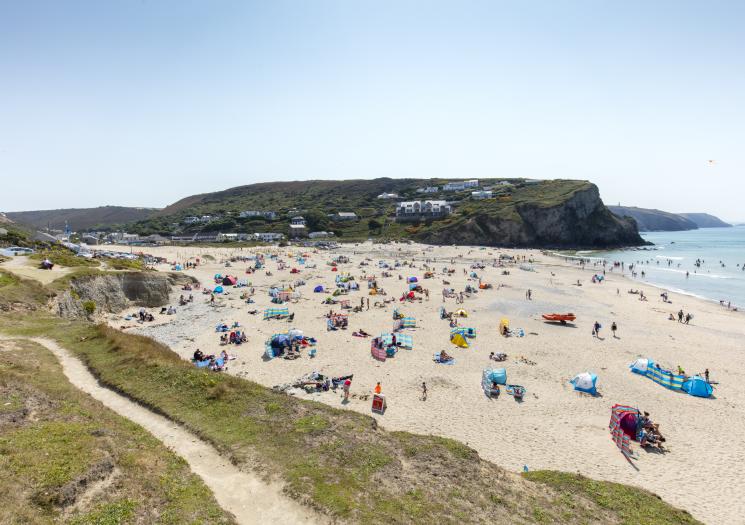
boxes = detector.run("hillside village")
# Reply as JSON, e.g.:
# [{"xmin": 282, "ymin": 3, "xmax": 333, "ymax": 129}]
[{"xmin": 25, "ymin": 179, "xmax": 533, "ymax": 247}]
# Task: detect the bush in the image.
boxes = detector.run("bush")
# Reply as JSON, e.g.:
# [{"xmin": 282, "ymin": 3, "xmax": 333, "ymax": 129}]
[{"xmin": 82, "ymin": 301, "xmax": 96, "ymax": 315}]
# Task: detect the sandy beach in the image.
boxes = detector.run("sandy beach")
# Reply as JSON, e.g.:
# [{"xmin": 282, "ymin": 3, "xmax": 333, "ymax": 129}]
[{"xmin": 106, "ymin": 242, "xmax": 745, "ymax": 525}]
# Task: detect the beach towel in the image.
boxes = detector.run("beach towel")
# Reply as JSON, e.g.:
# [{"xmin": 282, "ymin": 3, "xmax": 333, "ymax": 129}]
[{"xmin": 433, "ymin": 354, "xmax": 455, "ymax": 365}]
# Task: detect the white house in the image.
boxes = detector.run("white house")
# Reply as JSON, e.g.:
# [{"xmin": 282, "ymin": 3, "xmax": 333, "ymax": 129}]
[
  {"xmin": 335, "ymin": 212, "xmax": 357, "ymax": 221},
  {"xmin": 471, "ymin": 190, "xmax": 493, "ymax": 200},
  {"xmin": 443, "ymin": 180, "xmax": 479, "ymax": 191},
  {"xmin": 200, "ymin": 215, "xmax": 213, "ymax": 223},
  {"xmin": 239, "ymin": 210, "xmax": 277, "ymax": 220},
  {"xmin": 309, "ymin": 231, "xmax": 335, "ymax": 239},
  {"xmin": 216, "ymin": 233, "xmax": 238, "ymax": 241},
  {"xmin": 254, "ymin": 232, "xmax": 284, "ymax": 242},
  {"xmin": 182, "ymin": 216, "xmax": 200, "ymax": 224},
  {"xmin": 395, "ymin": 200, "xmax": 452, "ymax": 221},
  {"xmin": 377, "ymin": 193, "xmax": 399, "ymax": 199},
  {"xmin": 416, "ymin": 186, "xmax": 439, "ymax": 194},
  {"xmin": 290, "ymin": 216, "xmax": 306, "ymax": 226}
]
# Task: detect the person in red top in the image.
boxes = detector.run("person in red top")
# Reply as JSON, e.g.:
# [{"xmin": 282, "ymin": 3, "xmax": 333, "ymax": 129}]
[
  {"xmin": 343, "ymin": 378, "xmax": 352, "ymax": 401},
  {"xmin": 374, "ymin": 382, "xmax": 382, "ymax": 395}
]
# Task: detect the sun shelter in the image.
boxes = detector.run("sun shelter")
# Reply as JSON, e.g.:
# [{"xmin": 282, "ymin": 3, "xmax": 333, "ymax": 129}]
[
  {"xmin": 407, "ymin": 276, "xmax": 418, "ymax": 283},
  {"xmin": 629, "ymin": 358, "xmax": 711, "ymax": 397},
  {"xmin": 313, "ymin": 285, "xmax": 324, "ymax": 293},
  {"xmin": 682, "ymin": 376, "xmax": 714, "ymax": 397},
  {"xmin": 499, "ymin": 318, "xmax": 509, "ymax": 335},
  {"xmin": 327, "ymin": 313, "xmax": 348, "ymax": 330},
  {"xmin": 222, "ymin": 276, "xmax": 237, "ymax": 285},
  {"xmin": 381, "ymin": 333, "xmax": 413, "ymax": 349},
  {"xmin": 394, "ymin": 317, "xmax": 416, "ymax": 331},
  {"xmin": 609, "ymin": 404, "xmax": 639, "ymax": 457},
  {"xmin": 451, "ymin": 327, "xmax": 476, "ymax": 338},
  {"xmin": 370, "ymin": 338, "xmax": 388, "ymax": 361},
  {"xmin": 482, "ymin": 369, "xmax": 507, "ymax": 394},
  {"xmin": 455, "ymin": 309, "xmax": 468, "ymax": 317},
  {"xmin": 570, "ymin": 372, "xmax": 598, "ymax": 395},
  {"xmin": 450, "ymin": 331, "xmax": 469, "ymax": 348},
  {"xmin": 265, "ymin": 333, "xmax": 290, "ymax": 359},
  {"xmin": 408, "ymin": 283, "xmax": 419, "ymax": 291},
  {"xmin": 213, "ymin": 285, "xmax": 224, "ymax": 294},
  {"xmin": 263, "ymin": 307, "xmax": 290, "ymax": 320}
]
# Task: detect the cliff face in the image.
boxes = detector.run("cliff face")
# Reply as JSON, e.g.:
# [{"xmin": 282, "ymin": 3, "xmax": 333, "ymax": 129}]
[
  {"xmin": 56, "ymin": 272, "xmax": 194, "ymax": 319},
  {"xmin": 679, "ymin": 213, "xmax": 732, "ymax": 228},
  {"xmin": 607, "ymin": 206, "xmax": 697, "ymax": 232},
  {"xmin": 420, "ymin": 185, "xmax": 645, "ymax": 248}
]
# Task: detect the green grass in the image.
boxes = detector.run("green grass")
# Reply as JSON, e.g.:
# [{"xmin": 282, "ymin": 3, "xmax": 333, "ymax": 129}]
[
  {"xmin": 524, "ymin": 471, "xmax": 700, "ymax": 525},
  {"xmin": 104, "ymin": 258, "xmax": 145, "ymax": 271},
  {"xmin": 0, "ymin": 338, "xmax": 234, "ymax": 524},
  {"xmin": 30, "ymin": 247, "xmax": 100, "ymax": 268},
  {"xmin": 0, "ymin": 276, "xmax": 699, "ymax": 524}
]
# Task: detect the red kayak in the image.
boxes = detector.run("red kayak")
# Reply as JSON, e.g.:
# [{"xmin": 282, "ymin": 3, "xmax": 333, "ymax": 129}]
[{"xmin": 542, "ymin": 313, "xmax": 576, "ymax": 323}]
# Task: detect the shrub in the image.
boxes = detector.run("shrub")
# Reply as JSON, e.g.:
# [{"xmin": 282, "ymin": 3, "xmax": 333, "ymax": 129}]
[{"xmin": 82, "ymin": 301, "xmax": 96, "ymax": 315}]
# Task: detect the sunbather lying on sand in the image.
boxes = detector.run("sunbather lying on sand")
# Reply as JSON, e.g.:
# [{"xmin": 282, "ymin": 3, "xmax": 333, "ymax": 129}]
[{"xmin": 439, "ymin": 350, "xmax": 454, "ymax": 362}]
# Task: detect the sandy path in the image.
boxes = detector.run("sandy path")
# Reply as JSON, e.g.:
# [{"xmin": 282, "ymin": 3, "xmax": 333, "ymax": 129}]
[
  {"xmin": 0, "ymin": 255, "xmax": 74, "ymax": 284},
  {"xmin": 0, "ymin": 335, "xmax": 318, "ymax": 525}
]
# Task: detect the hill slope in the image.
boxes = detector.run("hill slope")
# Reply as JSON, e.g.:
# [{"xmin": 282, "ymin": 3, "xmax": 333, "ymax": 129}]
[
  {"xmin": 135, "ymin": 178, "xmax": 644, "ymax": 248},
  {"xmin": 679, "ymin": 213, "xmax": 732, "ymax": 228},
  {"xmin": 607, "ymin": 206, "xmax": 698, "ymax": 232},
  {"xmin": 6, "ymin": 206, "xmax": 159, "ymax": 231}
]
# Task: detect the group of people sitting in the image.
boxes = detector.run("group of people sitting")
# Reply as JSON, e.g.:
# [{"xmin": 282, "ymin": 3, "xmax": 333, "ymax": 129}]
[
  {"xmin": 136, "ymin": 308, "xmax": 154, "ymax": 322},
  {"xmin": 159, "ymin": 305, "xmax": 177, "ymax": 315},
  {"xmin": 220, "ymin": 330, "xmax": 247, "ymax": 345},
  {"xmin": 638, "ymin": 411, "xmax": 666, "ymax": 450},
  {"xmin": 192, "ymin": 348, "xmax": 229, "ymax": 372},
  {"xmin": 178, "ymin": 294, "xmax": 194, "ymax": 306}
]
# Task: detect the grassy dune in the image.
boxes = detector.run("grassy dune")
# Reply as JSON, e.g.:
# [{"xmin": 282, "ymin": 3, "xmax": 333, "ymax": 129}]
[
  {"xmin": 0, "ymin": 338, "xmax": 234, "ymax": 524},
  {"xmin": 0, "ymin": 273, "xmax": 700, "ymax": 524}
]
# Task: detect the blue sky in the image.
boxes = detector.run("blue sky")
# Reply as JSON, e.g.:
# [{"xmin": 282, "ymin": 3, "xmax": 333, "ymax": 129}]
[{"xmin": 1, "ymin": 1, "xmax": 743, "ymax": 220}]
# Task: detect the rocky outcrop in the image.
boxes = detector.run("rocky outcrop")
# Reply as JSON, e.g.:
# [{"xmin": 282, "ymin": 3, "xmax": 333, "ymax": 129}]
[
  {"xmin": 55, "ymin": 272, "xmax": 195, "ymax": 319},
  {"xmin": 420, "ymin": 185, "xmax": 645, "ymax": 248}
]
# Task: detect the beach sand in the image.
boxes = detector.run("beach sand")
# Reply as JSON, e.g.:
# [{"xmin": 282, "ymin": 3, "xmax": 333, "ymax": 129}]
[{"xmin": 105, "ymin": 242, "xmax": 745, "ymax": 525}]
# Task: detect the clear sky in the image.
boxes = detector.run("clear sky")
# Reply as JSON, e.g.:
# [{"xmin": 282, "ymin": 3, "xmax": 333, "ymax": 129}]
[{"xmin": 1, "ymin": 1, "xmax": 743, "ymax": 220}]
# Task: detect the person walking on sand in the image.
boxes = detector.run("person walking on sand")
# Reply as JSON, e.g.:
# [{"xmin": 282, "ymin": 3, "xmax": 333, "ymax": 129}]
[
  {"xmin": 705, "ymin": 368, "xmax": 710, "ymax": 383},
  {"xmin": 611, "ymin": 321, "xmax": 618, "ymax": 338},
  {"xmin": 593, "ymin": 321, "xmax": 601, "ymax": 338},
  {"xmin": 421, "ymin": 381, "xmax": 427, "ymax": 401},
  {"xmin": 374, "ymin": 382, "xmax": 382, "ymax": 395},
  {"xmin": 343, "ymin": 378, "xmax": 352, "ymax": 402},
  {"xmin": 678, "ymin": 309, "xmax": 684, "ymax": 323},
  {"xmin": 366, "ymin": 297, "xmax": 370, "ymax": 310},
  {"xmin": 526, "ymin": 289, "xmax": 532, "ymax": 300}
]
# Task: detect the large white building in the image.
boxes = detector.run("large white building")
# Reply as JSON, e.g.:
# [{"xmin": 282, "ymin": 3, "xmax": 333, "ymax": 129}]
[
  {"xmin": 471, "ymin": 190, "xmax": 493, "ymax": 200},
  {"xmin": 377, "ymin": 193, "xmax": 399, "ymax": 199},
  {"xmin": 443, "ymin": 180, "xmax": 479, "ymax": 191},
  {"xmin": 395, "ymin": 200, "xmax": 452, "ymax": 221},
  {"xmin": 239, "ymin": 210, "xmax": 277, "ymax": 220}
]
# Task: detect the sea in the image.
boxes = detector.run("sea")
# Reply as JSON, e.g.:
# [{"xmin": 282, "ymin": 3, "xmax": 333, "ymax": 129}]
[{"xmin": 573, "ymin": 226, "xmax": 745, "ymax": 308}]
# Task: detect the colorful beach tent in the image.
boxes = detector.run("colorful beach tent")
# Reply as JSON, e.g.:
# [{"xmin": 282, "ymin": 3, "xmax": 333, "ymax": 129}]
[
  {"xmin": 570, "ymin": 372, "xmax": 598, "ymax": 395},
  {"xmin": 455, "ymin": 309, "xmax": 468, "ymax": 317},
  {"xmin": 450, "ymin": 331, "xmax": 469, "ymax": 348},
  {"xmin": 407, "ymin": 276, "xmax": 418, "ymax": 283},
  {"xmin": 499, "ymin": 318, "xmax": 509, "ymax": 335},
  {"xmin": 609, "ymin": 404, "xmax": 638, "ymax": 456},
  {"xmin": 213, "ymin": 285, "xmax": 224, "ymax": 294},
  {"xmin": 222, "ymin": 276, "xmax": 237, "ymax": 285},
  {"xmin": 630, "ymin": 358, "xmax": 712, "ymax": 398},
  {"xmin": 482, "ymin": 369, "xmax": 507, "ymax": 394},
  {"xmin": 682, "ymin": 376, "xmax": 714, "ymax": 397}
]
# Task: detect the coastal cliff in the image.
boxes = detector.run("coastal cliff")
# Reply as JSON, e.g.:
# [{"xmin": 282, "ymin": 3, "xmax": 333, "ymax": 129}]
[
  {"xmin": 419, "ymin": 184, "xmax": 644, "ymax": 248},
  {"xmin": 55, "ymin": 272, "xmax": 194, "ymax": 318}
]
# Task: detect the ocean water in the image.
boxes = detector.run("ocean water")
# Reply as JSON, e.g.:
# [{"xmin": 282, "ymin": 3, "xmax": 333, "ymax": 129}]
[{"xmin": 583, "ymin": 226, "xmax": 745, "ymax": 308}]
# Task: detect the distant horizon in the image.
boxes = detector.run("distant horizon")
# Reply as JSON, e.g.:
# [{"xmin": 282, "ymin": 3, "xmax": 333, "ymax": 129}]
[{"xmin": 2, "ymin": 2, "xmax": 743, "ymax": 220}]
